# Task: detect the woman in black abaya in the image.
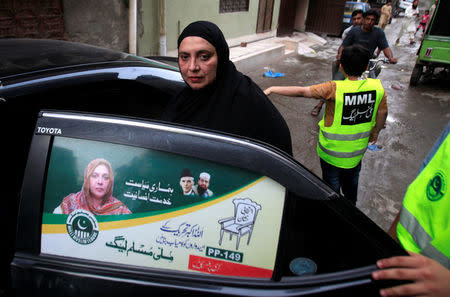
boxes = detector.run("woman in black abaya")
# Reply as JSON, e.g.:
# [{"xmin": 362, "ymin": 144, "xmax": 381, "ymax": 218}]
[{"xmin": 161, "ymin": 21, "xmax": 292, "ymax": 155}]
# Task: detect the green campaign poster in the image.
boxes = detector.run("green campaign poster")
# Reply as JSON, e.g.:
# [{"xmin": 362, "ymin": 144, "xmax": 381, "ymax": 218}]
[{"xmin": 42, "ymin": 136, "xmax": 286, "ymax": 278}]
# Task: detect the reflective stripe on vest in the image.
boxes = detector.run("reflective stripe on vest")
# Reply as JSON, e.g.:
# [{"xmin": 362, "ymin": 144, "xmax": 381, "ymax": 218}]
[
  {"xmin": 321, "ymin": 130, "xmax": 372, "ymax": 141},
  {"xmin": 317, "ymin": 78, "xmax": 384, "ymax": 169},
  {"xmin": 318, "ymin": 141, "xmax": 367, "ymax": 158},
  {"xmin": 397, "ymin": 132, "xmax": 450, "ymax": 268}
]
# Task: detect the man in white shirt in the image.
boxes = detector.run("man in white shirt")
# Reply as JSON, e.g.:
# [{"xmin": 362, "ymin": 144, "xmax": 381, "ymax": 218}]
[{"xmin": 395, "ymin": 0, "xmax": 420, "ymax": 45}]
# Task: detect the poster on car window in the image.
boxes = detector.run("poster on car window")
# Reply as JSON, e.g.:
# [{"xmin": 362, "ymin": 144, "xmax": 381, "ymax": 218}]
[{"xmin": 41, "ymin": 136, "xmax": 286, "ymax": 278}]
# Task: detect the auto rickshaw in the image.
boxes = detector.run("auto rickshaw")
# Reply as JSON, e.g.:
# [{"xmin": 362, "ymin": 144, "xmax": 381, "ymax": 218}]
[{"xmin": 409, "ymin": 0, "xmax": 450, "ymax": 85}]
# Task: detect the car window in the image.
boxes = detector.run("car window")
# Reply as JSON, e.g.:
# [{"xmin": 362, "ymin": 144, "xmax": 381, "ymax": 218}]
[
  {"xmin": 28, "ymin": 112, "xmax": 405, "ymax": 272},
  {"xmin": 10, "ymin": 110, "xmax": 408, "ymax": 295},
  {"xmin": 41, "ymin": 135, "xmax": 285, "ymax": 278},
  {"xmin": 40, "ymin": 131, "xmax": 396, "ymax": 278}
]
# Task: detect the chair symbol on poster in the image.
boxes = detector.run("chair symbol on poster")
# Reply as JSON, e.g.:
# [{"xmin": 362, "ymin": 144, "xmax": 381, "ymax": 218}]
[{"xmin": 218, "ymin": 198, "xmax": 262, "ymax": 250}]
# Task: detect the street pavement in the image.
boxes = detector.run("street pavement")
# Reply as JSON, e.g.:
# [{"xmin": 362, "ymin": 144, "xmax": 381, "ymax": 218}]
[{"xmin": 241, "ymin": 18, "xmax": 449, "ymax": 231}]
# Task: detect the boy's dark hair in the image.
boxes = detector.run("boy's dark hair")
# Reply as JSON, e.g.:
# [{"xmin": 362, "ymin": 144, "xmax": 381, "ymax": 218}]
[
  {"xmin": 363, "ymin": 9, "xmax": 380, "ymax": 20},
  {"xmin": 352, "ymin": 9, "xmax": 363, "ymax": 17},
  {"xmin": 340, "ymin": 44, "xmax": 371, "ymax": 77}
]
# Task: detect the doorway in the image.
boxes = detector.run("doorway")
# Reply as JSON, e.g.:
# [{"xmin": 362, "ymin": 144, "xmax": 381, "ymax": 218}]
[{"xmin": 256, "ymin": 0, "xmax": 274, "ymax": 33}]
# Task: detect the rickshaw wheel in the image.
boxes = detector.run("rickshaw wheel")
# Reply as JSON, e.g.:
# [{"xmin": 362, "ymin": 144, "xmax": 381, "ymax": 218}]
[{"xmin": 410, "ymin": 64, "xmax": 423, "ymax": 86}]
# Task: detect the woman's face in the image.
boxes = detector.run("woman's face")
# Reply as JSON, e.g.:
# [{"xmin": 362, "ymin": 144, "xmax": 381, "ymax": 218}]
[
  {"xmin": 178, "ymin": 36, "xmax": 218, "ymax": 90},
  {"xmin": 89, "ymin": 164, "xmax": 110, "ymax": 200}
]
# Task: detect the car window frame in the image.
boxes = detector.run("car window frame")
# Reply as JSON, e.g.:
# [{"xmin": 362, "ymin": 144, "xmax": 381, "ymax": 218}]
[{"xmin": 11, "ymin": 111, "xmax": 408, "ymax": 295}]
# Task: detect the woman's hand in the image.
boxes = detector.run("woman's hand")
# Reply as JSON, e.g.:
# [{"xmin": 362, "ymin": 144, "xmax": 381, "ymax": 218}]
[
  {"xmin": 372, "ymin": 251, "xmax": 450, "ymax": 297},
  {"xmin": 264, "ymin": 87, "xmax": 272, "ymax": 96}
]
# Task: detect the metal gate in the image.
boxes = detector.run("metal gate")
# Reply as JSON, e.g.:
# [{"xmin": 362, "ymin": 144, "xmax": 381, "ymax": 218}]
[
  {"xmin": 0, "ymin": 0, "xmax": 64, "ymax": 39},
  {"xmin": 277, "ymin": 0, "xmax": 297, "ymax": 36}
]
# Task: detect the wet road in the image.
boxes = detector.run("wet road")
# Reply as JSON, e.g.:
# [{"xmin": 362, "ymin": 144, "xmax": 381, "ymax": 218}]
[{"xmin": 245, "ymin": 18, "xmax": 449, "ymax": 231}]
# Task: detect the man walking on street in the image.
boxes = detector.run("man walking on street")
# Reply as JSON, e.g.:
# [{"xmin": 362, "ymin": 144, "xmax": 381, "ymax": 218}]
[
  {"xmin": 395, "ymin": 0, "xmax": 419, "ymax": 45},
  {"xmin": 378, "ymin": 0, "xmax": 392, "ymax": 30}
]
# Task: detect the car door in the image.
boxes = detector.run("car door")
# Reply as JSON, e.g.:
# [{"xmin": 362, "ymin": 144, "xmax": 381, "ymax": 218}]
[{"xmin": 10, "ymin": 110, "xmax": 407, "ymax": 297}]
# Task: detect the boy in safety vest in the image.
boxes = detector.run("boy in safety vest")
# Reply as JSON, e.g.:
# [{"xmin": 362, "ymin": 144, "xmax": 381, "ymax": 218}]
[{"xmin": 264, "ymin": 44, "xmax": 387, "ymax": 205}]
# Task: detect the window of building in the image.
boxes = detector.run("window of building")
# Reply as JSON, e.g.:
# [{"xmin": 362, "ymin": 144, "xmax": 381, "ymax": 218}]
[{"xmin": 219, "ymin": 0, "xmax": 249, "ymax": 13}]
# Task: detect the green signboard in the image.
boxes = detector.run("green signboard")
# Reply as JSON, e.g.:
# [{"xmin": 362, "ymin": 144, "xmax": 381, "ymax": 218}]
[{"xmin": 42, "ymin": 136, "xmax": 286, "ymax": 278}]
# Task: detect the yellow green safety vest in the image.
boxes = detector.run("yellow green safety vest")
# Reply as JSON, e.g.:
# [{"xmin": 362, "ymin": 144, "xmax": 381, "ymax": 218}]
[
  {"xmin": 397, "ymin": 131, "xmax": 450, "ymax": 268},
  {"xmin": 317, "ymin": 78, "xmax": 384, "ymax": 168}
]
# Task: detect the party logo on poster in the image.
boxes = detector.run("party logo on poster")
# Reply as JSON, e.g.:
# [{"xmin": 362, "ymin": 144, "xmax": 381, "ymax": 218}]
[{"xmin": 66, "ymin": 209, "xmax": 99, "ymax": 245}]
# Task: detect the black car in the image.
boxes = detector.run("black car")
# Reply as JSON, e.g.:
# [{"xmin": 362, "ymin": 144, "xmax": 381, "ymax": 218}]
[{"xmin": 0, "ymin": 39, "xmax": 407, "ymax": 297}]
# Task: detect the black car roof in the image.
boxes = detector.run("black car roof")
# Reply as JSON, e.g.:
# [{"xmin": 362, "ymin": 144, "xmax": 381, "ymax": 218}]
[{"xmin": 0, "ymin": 38, "xmax": 177, "ymax": 78}]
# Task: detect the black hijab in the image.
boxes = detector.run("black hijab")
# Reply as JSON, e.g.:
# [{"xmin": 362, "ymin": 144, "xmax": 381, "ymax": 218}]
[{"xmin": 161, "ymin": 21, "xmax": 292, "ymax": 155}]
